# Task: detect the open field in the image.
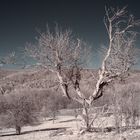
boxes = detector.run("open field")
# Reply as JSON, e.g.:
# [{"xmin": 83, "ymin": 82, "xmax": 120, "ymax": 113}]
[{"xmin": 0, "ymin": 115, "xmax": 140, "ymax": 140}]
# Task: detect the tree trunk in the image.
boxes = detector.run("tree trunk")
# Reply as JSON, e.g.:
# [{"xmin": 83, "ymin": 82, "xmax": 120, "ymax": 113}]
[
  {"xmin": 125, "ymin": 114, "xmax": 130, "ymax": 129},
  {"xmin": 15, "ymin": 125, "xmax": 21, "ymax": 135},
  {"xmin": 52, "ymin": 112, "xmax": 56, "ymax": 124},
  {"xmin": 83, "ymin": 107, "xmax": 90, "ymax": 130},
  {"xmin": 80, "ymin": 103, "xmax": 91, "ymax": 134}
]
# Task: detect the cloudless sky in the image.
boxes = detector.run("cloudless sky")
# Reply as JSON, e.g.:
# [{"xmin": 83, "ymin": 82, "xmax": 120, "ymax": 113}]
[{"xmin": 0, "ymin": 0, "xmax": 140, "ymax": 68}]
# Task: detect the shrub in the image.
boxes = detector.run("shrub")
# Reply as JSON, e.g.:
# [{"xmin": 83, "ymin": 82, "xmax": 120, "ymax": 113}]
[{"xmin": 3, "ymin": 92, "xmax": 38, "ymax": 135}]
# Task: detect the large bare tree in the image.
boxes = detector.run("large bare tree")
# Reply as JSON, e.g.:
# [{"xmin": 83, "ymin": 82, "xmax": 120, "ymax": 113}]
[{"xmin": 25, "ymin": 7, "xmax": 140, "ymax": 132}]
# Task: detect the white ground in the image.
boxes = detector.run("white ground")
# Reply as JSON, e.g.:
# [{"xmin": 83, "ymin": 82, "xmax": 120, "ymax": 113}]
[{"xmin": 0, "ymin": 115, "xmax": 140, "ymax": 140}]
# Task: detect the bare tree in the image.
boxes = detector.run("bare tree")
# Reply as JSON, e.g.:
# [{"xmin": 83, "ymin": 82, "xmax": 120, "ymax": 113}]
[
  {"xmin": 2, "ymin": 91, "xmax": 38, "ymax": 135},
  {"xmin": 25, "ymin": 25, "xmax": 90, "ymax": 102},
  {"xmin": 89, "ymin": 6, "xmax": 140, "ymax": 102},
  {"xmin": 0, "ymin": 52, "xmax": 15, "ymax": 66},
  {"xmin": 0, "ymin": 52, "xmax": 16, "ymax": 93},
  {"xmin": 25, "ymin": 7, "xmax": 140, "ymax": 133},
  {"xmin": 112, "ymin": 83, "xmax": 140, "ymax": 130}
]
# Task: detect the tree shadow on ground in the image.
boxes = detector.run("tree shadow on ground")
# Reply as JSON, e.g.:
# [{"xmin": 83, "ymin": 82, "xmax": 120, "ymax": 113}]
[
  {"xmin": 59, "ymin": 118, "xmax": 81, "ymax": 123},
  {"xmin": 0, "ymin": 127, "xmax": 69, "ymax": 137}
]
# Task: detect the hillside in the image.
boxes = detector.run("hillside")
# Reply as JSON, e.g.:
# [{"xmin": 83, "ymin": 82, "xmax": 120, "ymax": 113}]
[{"xmin": 0, "ymin": 68, "xmax": 140, "ymax": 97}]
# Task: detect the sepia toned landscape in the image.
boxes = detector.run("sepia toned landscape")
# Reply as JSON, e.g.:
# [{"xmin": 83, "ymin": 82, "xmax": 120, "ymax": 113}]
[{"xmin": 0, "ymin": 0, "xmax": 140, "ymax": 140}]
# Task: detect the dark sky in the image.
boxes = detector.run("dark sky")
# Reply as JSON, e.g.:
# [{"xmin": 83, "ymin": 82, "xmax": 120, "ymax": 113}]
[{"xmin": 0, "ymin": 0, "xmax": 140, "ymax": 68}]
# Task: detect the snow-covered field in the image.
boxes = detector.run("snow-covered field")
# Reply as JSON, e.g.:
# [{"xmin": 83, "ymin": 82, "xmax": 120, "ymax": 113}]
[{"xmin": 0, "ymin": 115, "xmax": 140, "ymax": 140}]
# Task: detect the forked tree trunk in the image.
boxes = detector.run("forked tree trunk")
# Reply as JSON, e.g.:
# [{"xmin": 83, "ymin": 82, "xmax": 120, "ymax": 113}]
[{"xmin": 80, "ymin": 102, "xmax": 94, "ymax": 134}]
